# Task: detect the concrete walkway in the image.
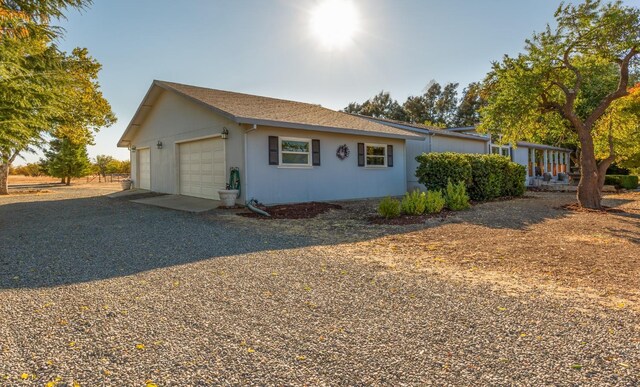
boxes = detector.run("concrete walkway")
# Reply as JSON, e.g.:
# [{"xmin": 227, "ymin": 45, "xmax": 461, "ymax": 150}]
[
  {"xmin": 106, "ymin": 189, "xmax": 150, "ymax": 198},
  {"xmin": 131, "ymin": 194, "xmax": 221, "ymax": 213}
]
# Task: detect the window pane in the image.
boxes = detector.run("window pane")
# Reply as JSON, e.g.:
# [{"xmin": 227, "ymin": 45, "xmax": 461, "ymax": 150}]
[
  {"xmin": 366, "ymin": 145, "xmax": 385, "ymax": 156},
  {"xmin": 366, "ymin": 156, "xmax": 385, "ymax": 166},
  {"xmin": 281, "ymin": 140, "xmax": 309, "ymax": 153},
  {"xmin": 282, "ymin": 153, "xmax": 309, "ymax": 164},
  {"xmin": 492, "ymin": 147, "xmax": 500, "ymax": 154}
]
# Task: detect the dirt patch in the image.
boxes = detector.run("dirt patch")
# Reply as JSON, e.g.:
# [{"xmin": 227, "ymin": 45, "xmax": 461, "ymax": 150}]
[
  {"xmin": 368, "ymin": 210, "xmax": 453, "ymax": 225},
  {"xmin": 242, "ymin": 192, "xmax": 640, "ymax": 312},
  {"xmin": 238, "ymin": 202, "xmax": 342, "ymax": 219}
]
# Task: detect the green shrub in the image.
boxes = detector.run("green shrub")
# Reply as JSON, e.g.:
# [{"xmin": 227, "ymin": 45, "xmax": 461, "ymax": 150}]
[
  {"xmin": 605, "ymin": 175, "xmax": 639, "ymax": 189},
  {"xmin": 378, "ymin": 196, "xmax": 401, "ymax": 219},
  {"xmin": 415, "ymin": 152, "xmax": 472, "ymax": 192},
  {"xmin": 415, "ymin": 152, "xmax": 527, "ymax": 201},
  {"xmin": 445, "ymin": 180, "xmax": 470, "ymax": 211},
  {"xmin": 465, "ymin": 154, "xmax": 504, "ymax": 200},
  {"xmin": 425, "ymin": 190, "xmax": 446, "ymax": 214},
  {"xmin": 400, "ymin": 190, "xmax": 427, "ymax": 215},
  {"xmin": 502, "ymin": 161, "xmax": 527, "ymax": 197}
]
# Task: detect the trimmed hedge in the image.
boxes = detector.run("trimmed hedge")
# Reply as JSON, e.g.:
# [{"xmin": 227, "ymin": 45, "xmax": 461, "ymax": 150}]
[
  {"xmin": 415, "ymin": 152, "xmax": 526, "ymax": 201},
  {"xmin": 415, "ymin": 152, "xmax": 472, "ymax": 192},
  {"xmin": 605, "ymin": 175, "xmax": 639, "ymax": 189}
]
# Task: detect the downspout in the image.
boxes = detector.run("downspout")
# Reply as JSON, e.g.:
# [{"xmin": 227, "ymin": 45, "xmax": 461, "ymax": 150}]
[
  {"xmin": 243, "ymin": 124, "xmax": 257, "ymax": 203},
  {"xmin": 427, "ymin": 131, "xmax": 435, "ymax": 153}
]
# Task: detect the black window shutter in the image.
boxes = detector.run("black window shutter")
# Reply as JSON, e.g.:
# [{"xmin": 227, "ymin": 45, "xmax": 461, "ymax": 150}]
[
  {"xmin": 357, "ymin": 143, "xmax": 365, "ymax": 167},
  {"xmin": 312, "ymin": 139, "xmax": 320, "ymax": 166},
  {"xmin": 387, "ymin": 145, "xmax": 394, "ymax": 167},
  {"xmin": 268, "ymin": 136, "xmax": 279, "ymax": 165}
]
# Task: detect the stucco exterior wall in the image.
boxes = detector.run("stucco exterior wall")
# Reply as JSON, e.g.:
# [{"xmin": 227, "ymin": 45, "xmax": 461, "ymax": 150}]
[
  {"xmin": 128, "ymin": 90, "xmax": 244, "ymax": 199},
  {"xmin": 406, "ymin": 137, "xmax": 430, "ymax": 192},
  {"xmin": 245, "ymin": 126, "xmax": 408, "ymax": 204},
  {"xmin": 512, "ymin": 146, "xmax": 530, "ymax": 170},
  {"xmin": 431, "ymin": 135, "xmax": 488, "ymax": 154}
]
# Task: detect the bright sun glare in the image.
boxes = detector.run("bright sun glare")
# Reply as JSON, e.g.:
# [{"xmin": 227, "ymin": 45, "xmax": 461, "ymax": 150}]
[{"xmin": 310, "ymin": 0, "xmax": 360, "ymax": 50}]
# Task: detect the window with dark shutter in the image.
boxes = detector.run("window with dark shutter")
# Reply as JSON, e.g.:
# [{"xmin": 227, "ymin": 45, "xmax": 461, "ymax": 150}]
[
  {"xmin": 357, "ymin": 142, "xmax": 365, "ymax": 166},
  {"xmin": 387, "ymin": 145, "xmax": 394, "ymax": 167},
  {"xmin": 312, "ymin": 139, "xmax": 320, "ymax": 166},
  {"xmin": 268, "ymin": 136, "xmax": 279, "ymax": 165}
]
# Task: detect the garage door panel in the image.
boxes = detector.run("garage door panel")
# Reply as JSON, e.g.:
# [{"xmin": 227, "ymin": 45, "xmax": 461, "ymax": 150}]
[
  {"xmin": 138, "ymin": 148, "xmax": 151, "ymax": 190},
  {"xmin": 179, "ymin": 138, "xmax": 225, "ymax": 200}
]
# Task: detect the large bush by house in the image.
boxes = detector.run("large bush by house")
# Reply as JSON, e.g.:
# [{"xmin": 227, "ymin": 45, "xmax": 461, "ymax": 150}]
[
  {"xmin": 415, "ymin": 152, "xmax": 472, "ymax": 191},
  {"xmin": 415, "ymin": 152, "xmax": 526, "ymax": 201},
  {"xmin": 605, "ymin": 175, "xmax": 639, "ymax": 189}
]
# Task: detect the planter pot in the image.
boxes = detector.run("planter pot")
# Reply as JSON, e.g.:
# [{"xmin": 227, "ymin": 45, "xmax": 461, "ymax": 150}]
[
  {"xmin": 218, "ymin": 189, "xmax": 239, "ymax": 207},
  {"xmin": 121, "ymin": 179, "xmax": 132, "ymax": 190}
]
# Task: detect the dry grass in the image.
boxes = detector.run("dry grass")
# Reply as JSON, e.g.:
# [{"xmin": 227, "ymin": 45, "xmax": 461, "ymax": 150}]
[{"xmin": 251, "ymin": 191, "xmax": 640, "ymax": 312}]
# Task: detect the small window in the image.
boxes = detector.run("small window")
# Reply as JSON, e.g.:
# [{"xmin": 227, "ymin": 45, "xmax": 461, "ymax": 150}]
[
  {"xmin": 491, "ymin": 145, "xmax": 510, "ymax": 158},
  {"xmin": 365, "ymin": 143, "xmax": 387, "ymax": 167},
  {"xmin": 280, "ymin": 137, "xmax": 311, "ymax": 166}
]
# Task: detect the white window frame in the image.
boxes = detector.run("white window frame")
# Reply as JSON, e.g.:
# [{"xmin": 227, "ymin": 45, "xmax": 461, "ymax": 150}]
[
  {"xmin": 279, "ymin": 137, "xmax": 312, "ymax": 167},
  {"xmin": 365, "ymin": 143, "xmax": 387, "ymax": 168},
  {"xmin": 491, "ymin": 144, "xmax": 511, "ymax": 158}
]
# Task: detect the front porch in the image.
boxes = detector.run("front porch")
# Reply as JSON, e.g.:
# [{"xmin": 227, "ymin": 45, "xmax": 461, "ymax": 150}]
[{"xmin": 525, "ymin": 148, "xmax": 572, "ymax": 187}]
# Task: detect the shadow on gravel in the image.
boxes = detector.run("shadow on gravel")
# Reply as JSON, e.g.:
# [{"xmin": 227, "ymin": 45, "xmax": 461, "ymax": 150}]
[
  {"xmin": 0, "ymin": 195, "xmax": 322, "ymax": 289},
  {"xmin": 0, "ymin": 192, "xmax": 636, "ymax": 289}
]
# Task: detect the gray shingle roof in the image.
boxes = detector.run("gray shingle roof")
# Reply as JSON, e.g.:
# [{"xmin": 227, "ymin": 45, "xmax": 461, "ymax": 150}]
[
  {"xmin": 357, "ymin": 115, "xmax": 490, "ymax": 142},
  {"xmin": 117, "ymin": 81, "xmax": 424, "ymax": 146}
]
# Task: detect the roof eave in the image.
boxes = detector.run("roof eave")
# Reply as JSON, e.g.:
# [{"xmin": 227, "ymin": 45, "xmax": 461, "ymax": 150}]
[{"xmin": 237, "ymin": 117, "xmax": 425, "ymax": 140}]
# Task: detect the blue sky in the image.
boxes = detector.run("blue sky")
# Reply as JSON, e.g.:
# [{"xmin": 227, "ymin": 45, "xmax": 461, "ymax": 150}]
[{"xmin": 21, "ymin": 0, "xmax": 625, "ymax": 163}]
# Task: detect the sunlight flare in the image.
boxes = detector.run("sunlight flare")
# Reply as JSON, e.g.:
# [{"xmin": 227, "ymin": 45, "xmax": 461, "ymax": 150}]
[{"xmin": 309, "ymin": 0, "xmax": 360, "ymax": 50}]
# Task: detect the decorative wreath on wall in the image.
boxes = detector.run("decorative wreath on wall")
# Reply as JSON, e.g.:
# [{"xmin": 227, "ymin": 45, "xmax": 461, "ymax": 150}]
[{"xmin": 336, "ymin": 144, "xmax": 350, "ymax": 160}]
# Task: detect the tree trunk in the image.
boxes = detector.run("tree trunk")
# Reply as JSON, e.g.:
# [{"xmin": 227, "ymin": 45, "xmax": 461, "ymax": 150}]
[
  {"xmin": 576, "ymin": 131, "xmax": 602, "ymax": 209},
  {"xmin": 61, "ymin": 177, "xmax": 65, "ymax": 184},
  {"xmin": 0, "ymin": 163, "xmax": 8, "ymax": 195},
  {"xmin": 65, "ymin": 176, "xmax": 71, "ymax": 186}
]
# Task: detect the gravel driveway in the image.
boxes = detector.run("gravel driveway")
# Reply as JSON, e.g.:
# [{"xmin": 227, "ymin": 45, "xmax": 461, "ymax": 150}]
[{"xmin": 0, "ymin": 185, "xmax": 638, "ymax": 385}]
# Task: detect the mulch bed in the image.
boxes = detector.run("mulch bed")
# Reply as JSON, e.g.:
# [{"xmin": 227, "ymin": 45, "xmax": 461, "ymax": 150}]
[
  {"xmin": 238, "ymin": 201, "xmax": 342, "ymax": 219},
  {"xmin": 368, "ymin": 210, "xmax": 453, "ymax": 225}
]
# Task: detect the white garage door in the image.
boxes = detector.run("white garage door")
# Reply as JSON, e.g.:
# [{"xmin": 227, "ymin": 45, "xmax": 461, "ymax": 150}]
[
  {"xmin": 179, "ymin": 138, "xmax": 225, "ymax": 200},
  {"xmin": 138, "ymin": 148, "xmax": 151, "ymax": 190}
]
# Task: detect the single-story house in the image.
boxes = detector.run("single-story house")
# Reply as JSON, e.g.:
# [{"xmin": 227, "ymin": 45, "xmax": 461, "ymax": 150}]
[
  {"xmin": 356, "ymin": 119, "xmax": 573, "ymax": 190},
  {"xmin": 357, "ymin": 117, "xmax": 490, "ymax": 191},
  {"xmin": 446, "ymin": 127, "xmax": 573, "ymax": 186},
  {"xmin": 117, "ymin": 80, "xmax": 425, "ymax": 205}
]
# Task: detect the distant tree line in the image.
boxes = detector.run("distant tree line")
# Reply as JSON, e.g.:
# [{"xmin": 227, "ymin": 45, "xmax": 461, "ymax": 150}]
[
  {"xmin": 10, "ymin": 154, "xmax": 130, "ymax": 184},
  {"xmin": 343, "ymin": 81, "xmax": 484, "ymax": 128}
]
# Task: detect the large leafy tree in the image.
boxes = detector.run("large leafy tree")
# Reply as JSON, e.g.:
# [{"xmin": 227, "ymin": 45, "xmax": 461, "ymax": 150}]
[
  {"xmin": 94, "ymin": 154, "xmax": 114, "ymax": 178},
  {"xmin": 454, "ymin": 82, "xmax": 486, "ymax": 127},
  {"xmin": 344, "ymin": 81, "xmax": 468, "ymax": 127},
  {"xmin": 0, "ymin": 0, "xmax": 113, "ymax": 194},
  {"xmin": 593, "ymin": 83, "xmax": 640, "ymax": 171},
  {"xmin": 41, "ymin": 136, "xmax": 91, "ymax": 185},
  {"xmin": 402, "ymin": 81, "xmax": 459, "ymax": 127},
  {"xmin": 480, "ymin": 0, "xmax": 639, "ymax": 209},
  {"xmin": 344, "ymin": 91, "xmax": 407, "ymax": 121}
]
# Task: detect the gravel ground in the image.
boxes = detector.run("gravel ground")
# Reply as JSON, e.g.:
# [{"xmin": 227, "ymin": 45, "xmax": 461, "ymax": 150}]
[{"xmin": 0, "ymin": 185, "xmax": 638, "ymax": 385}]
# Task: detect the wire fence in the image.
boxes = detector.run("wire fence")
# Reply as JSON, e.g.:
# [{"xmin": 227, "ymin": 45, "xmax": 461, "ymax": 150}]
[{"xmin": 85, "ymin": 174, "xmax": 130, "ymax": 183}]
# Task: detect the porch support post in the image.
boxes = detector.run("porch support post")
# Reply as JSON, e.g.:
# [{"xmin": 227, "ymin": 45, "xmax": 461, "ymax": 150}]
[{"xmin": 531, "ymin": 148, "xmax": 535, "ymax": 177}]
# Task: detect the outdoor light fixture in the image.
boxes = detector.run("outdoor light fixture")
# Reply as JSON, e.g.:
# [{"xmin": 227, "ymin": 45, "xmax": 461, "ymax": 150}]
[
  {"xmin": 130, "ymin": 146, "xmax": 136, "ymax": 153},
  {"xmin": 157, "ymin": 140, "xmax": 163, "ymax": 149},
  {"xmin": 221, "ymin": 127, "xmax": 229, "ymax": 139}
]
